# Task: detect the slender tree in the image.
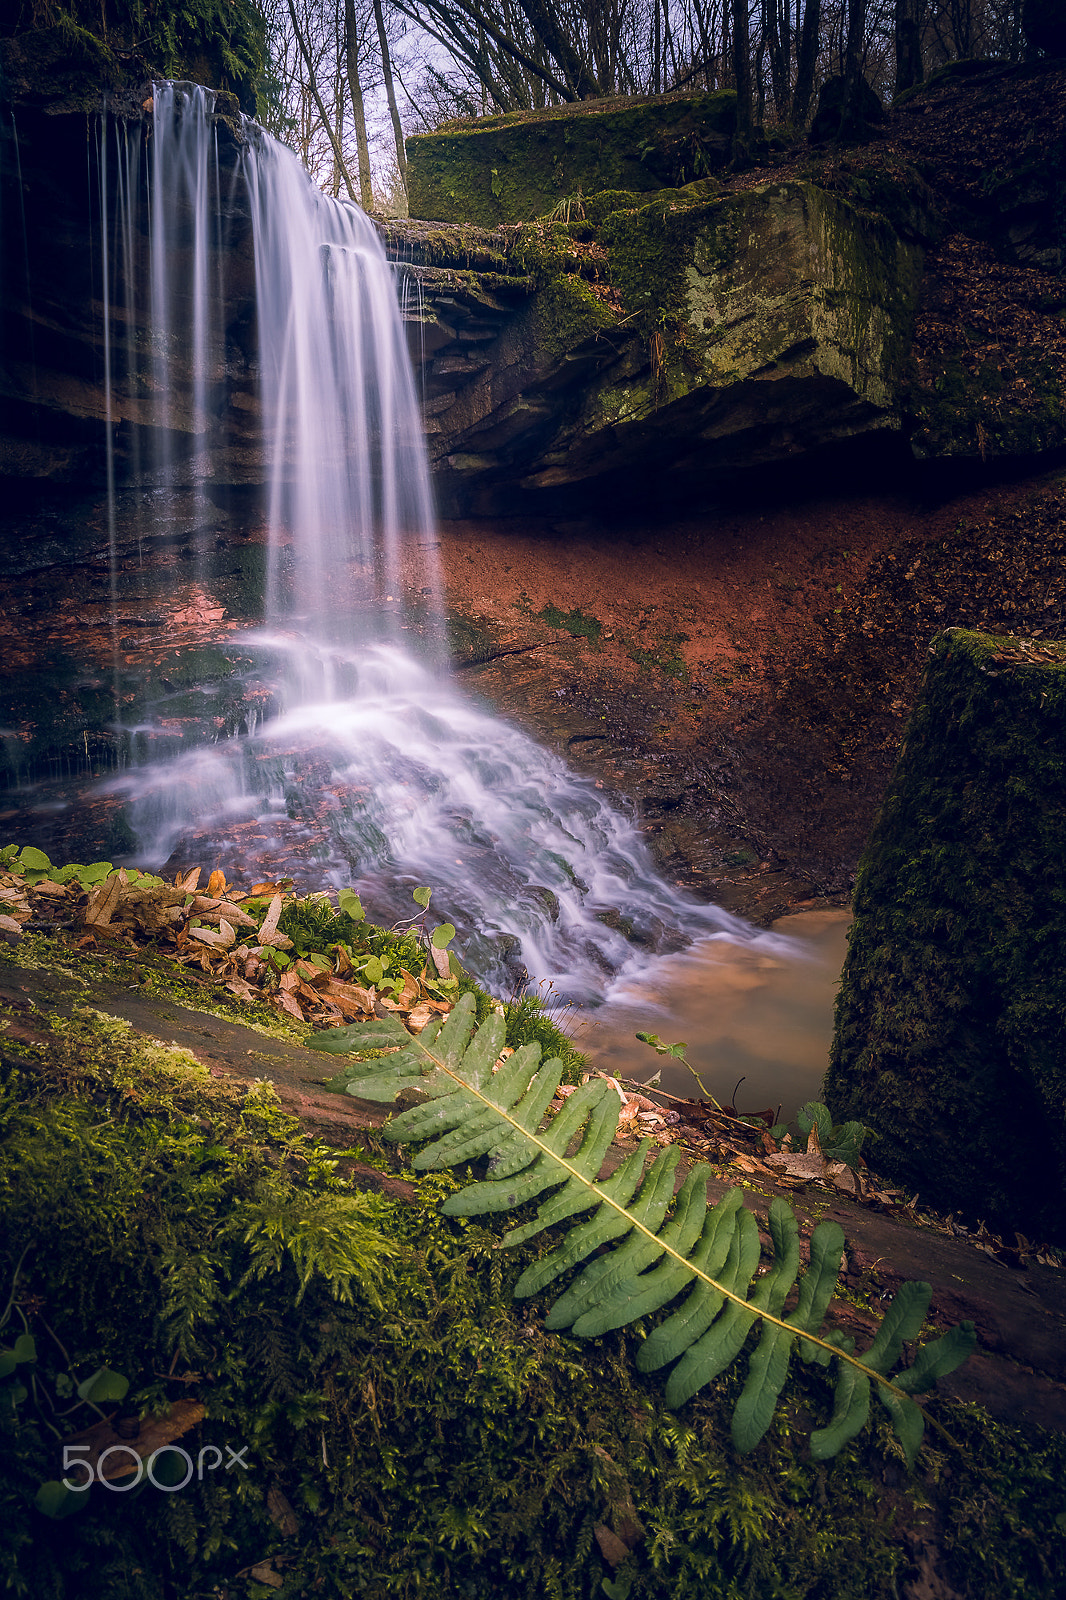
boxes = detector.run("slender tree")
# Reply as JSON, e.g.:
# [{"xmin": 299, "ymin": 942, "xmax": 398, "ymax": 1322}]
[
  {"xmin": 894, "ymin": 0, "xmax": 923, "ymax": 95},
  {"xmin": 792, "ymin": 0, "xmax": 821, "ymax": 123},
  {"xmin": 732, "ymin": 0, "xmax": 754, "ymax": 162},
  {"xmin": 345, "ymin": 0, "xmax": 375, "ymax": 206},
  {"xmin": 286, "ymin": 0, "xmax": 359, "ymax": 198},
  {"xmin": 374, "ymin": 0, "xmax": 409, "ymax": 186}
]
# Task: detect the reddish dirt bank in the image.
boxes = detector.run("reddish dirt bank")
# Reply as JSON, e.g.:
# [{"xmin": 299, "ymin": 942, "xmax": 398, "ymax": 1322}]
[{"xmin": 435, "ymin": 451, "xmax": 1066, "ymax": 919}]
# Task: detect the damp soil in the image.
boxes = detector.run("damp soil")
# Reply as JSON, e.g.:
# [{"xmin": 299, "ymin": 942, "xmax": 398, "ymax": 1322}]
[{"xmin": 435, "ymin": 453, "xmax": 1066, "ymax": 921}]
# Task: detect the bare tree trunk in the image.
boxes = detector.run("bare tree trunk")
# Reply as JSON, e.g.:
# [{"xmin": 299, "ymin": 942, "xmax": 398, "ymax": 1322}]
[
  {"xmin": 894, "ymin": 0, "xmax": 923, "ymax": 96},
  {"xmin": 792, "ymin": 0, "xmax": 820, "ymax": 125},
  {"xmin": 345, "ymin": 0, "xmax": 374, "ymax": 208},
  {"xmin": 287, "ymin": 0, "xmax": 358, "ymax": 202},
  {"xmin": 732, "ymin": 0, "xmax": 753, "ymax": 163},
  {"xmin": 374, "ymin": 0, "xmax": 408, "ymax": 188},
  {"xmin": 840, "ymin": 0, "xmax": 867, "ymax": 139}
]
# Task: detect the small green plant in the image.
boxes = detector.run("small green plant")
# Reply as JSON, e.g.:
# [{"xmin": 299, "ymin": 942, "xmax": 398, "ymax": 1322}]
[
  {"xmin": 309, "ymin": 996, "xmax": 975, "ymax": 1465},
  {"xmin": 538, "ymin": 604, "xmax": 603, "ymax": 648},
  {"xmin": 636, "ymin": 1031, "xmax": 723, "ymax": 1110}
]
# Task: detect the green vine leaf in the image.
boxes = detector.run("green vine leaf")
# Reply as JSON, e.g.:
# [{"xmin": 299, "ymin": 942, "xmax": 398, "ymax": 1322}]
[{"xmin": 308, "ymin": 994, "xmax": 975, "ymax": 1463}]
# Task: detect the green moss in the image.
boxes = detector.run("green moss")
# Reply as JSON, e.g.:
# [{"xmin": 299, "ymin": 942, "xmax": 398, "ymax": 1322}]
[
  {"xmin": 406, "ymin": 94, "xmax": 736, "ymax": 226},
  {"xmin": 826, "ymin": 630, "xmax": 1066, "ymax": 1241},
  {"xmin": 1, "ymin": 3, "xmax": 267, "ymax": 114},
  {"xmin": 538, "ymin": 604, "xmax": 603, "ymax": 647},
  {"xmin": 2, "ymin": 995, "xmax": 1064, "ymax": 1597},
  {"xmin": 596, "ymin": 182, "xmax": 923, "ymax": 413},
  {"xmin": 531, "ymin": 273, "xmax": 618, "ymax": 359}
]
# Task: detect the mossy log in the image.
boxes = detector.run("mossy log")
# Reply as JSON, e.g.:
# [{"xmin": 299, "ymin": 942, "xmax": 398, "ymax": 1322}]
[{"xmin": 826, "ymin": 630, "xmax": 1066, "ymax": 1242}]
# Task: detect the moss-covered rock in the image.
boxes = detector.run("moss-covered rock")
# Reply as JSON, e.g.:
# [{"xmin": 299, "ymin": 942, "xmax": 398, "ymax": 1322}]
[
  {"xmin": 825, "ymin": 630, "xmax": 1066, "ymax": 1242},
  {"xmin": 405, "ymin": 92, "xmax": 736, "ymax": 226},
  {"xmin": 600, "ymin": 180, "xmax": 923, "ymax": 420}
]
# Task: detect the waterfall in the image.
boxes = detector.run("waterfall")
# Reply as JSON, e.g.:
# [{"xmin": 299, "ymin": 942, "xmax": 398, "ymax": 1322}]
[{"xmin": 100, "ymin": 84, "xmax": 765, "ymax": 1000}]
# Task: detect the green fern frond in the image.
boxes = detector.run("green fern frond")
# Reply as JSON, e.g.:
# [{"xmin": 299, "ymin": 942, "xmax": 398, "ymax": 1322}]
[{"xmin": 309, "ymin": 995, "xmax": 975, "ymax": 1463}]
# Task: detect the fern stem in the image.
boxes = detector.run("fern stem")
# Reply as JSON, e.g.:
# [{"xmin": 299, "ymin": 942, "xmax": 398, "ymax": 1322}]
[{"xmin": 410, "ymin": 1029, "xmax": 955, "ymax": 1437}]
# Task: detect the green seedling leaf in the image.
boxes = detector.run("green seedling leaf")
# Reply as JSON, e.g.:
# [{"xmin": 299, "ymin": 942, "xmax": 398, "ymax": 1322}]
[
  {"xmin": 35, "ymin": 1481, "xmax": 90, "ymax": 1519},
  {"xmin": 78, "ymin": 861, "xmax": 114, "ymax": 885},
  {"xmin": 0, "ymin": 1351, "xmax": 17, "ymax": 1380},
  {"xmin": 77, "ymin": 1367, "xmax": 129, "ymax": 1404},
  {"xmin": 413, "ymin": 886, "xmax": 432, "ymax": 909},
  {"xmin": 797, "ymin": 1102, "xmax": 833, "ymax": 1144},
  {"xmin": 12, "ymin": 1334, "xmax": 35, "ymax": 1365},
  {"xmin": 361, "ymin": 956, "xmax": 385, "ymax": 985},
  {"xmin": 824, "ymin": 1120, "xmax": 867, "ymax": 1168},
  {"xmin": 431, "ymin": 923, "xmax": 455, "ymax": 949},
  {"xmin": 17, "ymin": 846, "xmax": 51, "ymax": 872},
  {"xmin": 338, "ymin": 888, "xmax": 364, "ymax": 921},
  {"xmin": 636, "ymin": 1032, "xmax": 687, "ymax": 1058}
]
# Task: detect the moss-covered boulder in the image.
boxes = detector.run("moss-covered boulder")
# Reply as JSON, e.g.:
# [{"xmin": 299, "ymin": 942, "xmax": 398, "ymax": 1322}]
[
  {"xmin": 406, "ymin": 178, "xmax": 925, "ymax": 510},
  {"xmin": 597, "ymin": 179, "xmax": 923, "ymax": 431},
  {"xmin": 405, "ymin": 92, "xmax": 736, "ymax": 226},
  {"xmin": 825, "ymin": 630, "xmax": 1066, "ymax": 1243}
]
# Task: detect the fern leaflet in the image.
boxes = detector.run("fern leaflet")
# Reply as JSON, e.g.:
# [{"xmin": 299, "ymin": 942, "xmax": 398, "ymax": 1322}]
[{"xmin": 309, "ymin": 994, "xmax": 974, "ymax": 1463}]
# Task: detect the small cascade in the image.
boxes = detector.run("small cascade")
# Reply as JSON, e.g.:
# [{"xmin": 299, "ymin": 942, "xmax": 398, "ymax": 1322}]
[
  {"xmin": 98, "ymin": 85, "xmax": 780, "ymax": 1002},
  {"xmin": 241, "ymin": 120, "xmax": 436, "ymax": 645}
]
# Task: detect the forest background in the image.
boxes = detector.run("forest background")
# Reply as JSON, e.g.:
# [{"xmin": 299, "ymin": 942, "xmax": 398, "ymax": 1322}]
[{"xmin": 3, "ymin": 0, "xmax": 1054, "ymax": 210}]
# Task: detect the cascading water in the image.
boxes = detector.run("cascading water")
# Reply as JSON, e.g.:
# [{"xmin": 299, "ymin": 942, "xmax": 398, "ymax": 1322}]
[{"xmin": 99, "ymin": 85, "xmax": 785, "ymax": 1004}]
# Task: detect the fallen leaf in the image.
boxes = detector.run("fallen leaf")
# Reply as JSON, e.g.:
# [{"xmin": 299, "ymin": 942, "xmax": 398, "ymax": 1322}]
[
  {"xmin": 764, "ymin": 1151, "xmax": 826, "ymax": 1182},
  {"xmin": 274, "ymin": 990, "xmax": 304, "ymax": 1022},
  {"xmin": 248, "ymin": 1564, "xmax": 284, "ymax": 1590},
  {"xmin": 84, "ymin": 875, "xmax": 124, "ymax": 928}
]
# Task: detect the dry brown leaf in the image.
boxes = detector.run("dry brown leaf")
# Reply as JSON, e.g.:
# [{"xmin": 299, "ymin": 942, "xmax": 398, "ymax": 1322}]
[
  {"xmin": 248, "ymin": 1564, "xmax": 283, "ymax": 1590},
  {"xmin": 266, "ymin": 1486, "xmax": 299, "ymax": 1537},
  {"xmin": 323, "ymin": 981, "xmax": 375, "ymax": 1019},
  {"xmin": 84, "ymin": 874, "xmax": 124, "ymax": 928},
  {"xmin": 826, "ymin": 1161, "xmax": 859, "ymax": 1196},
  {"xmin": 0, "ymin": 913, "xmax": 23, "ymax": 935},
  {"xmin": 405, "ymin": 1002, "xmax": 435, "ymax": 1033},
  {"xmin": 274, "ymin": 990, "xmax": 304, "ymax": 1021},
  {"xmin": 764, "ymin": 1151, "xmax": 825, "ymax": 1182},
  {"xmin": 225, "ymin": 978, "xmax": 258, "ymax": 1003},
  {"xmin": 207, "ymin": 869, "xmax": 227, "ymax": 897}
]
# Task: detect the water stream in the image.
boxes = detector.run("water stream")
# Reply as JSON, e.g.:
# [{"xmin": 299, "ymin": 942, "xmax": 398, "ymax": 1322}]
[{"xmin": 86, "ymin": 84, "xmax": 837, "ymax": 1107}]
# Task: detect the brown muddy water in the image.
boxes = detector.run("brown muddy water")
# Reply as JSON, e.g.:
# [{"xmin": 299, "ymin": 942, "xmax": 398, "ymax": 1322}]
[{"xmin": 573, "ymin": 908, "xmax": 852, "ymax": 1119}]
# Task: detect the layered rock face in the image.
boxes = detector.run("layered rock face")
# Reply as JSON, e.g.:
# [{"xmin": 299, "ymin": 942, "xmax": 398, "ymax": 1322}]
[
  {"xmin": 0, "ymin": 99, "xmax": 258, "ymax": 491},
  {"xmin": 385, "ymin": 175, "xmax": 926, "ymax": 515}
]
